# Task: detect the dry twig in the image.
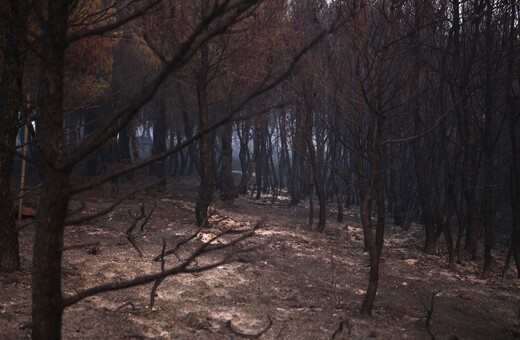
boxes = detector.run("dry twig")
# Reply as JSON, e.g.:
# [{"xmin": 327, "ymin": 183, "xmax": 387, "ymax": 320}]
[
  {"xmin": 423, "ymin": 291, "xmax": 440, "ymax": 340},
  {"xmin": 226, "ymin": 315, "xmax": 272, "ymax": 339}
]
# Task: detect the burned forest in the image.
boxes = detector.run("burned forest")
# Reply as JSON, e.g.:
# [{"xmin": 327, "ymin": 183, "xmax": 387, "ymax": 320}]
[{"xmin": 1, "ymin": 0, "xmax": 520, "ymax": 339}]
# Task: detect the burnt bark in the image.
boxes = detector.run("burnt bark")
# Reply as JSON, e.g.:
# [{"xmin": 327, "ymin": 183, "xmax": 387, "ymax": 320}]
[
  {"xmin": 220, "ymin": 122, "xmax": 235, "ymax": 203},
  {"xmin": 303, "ymin": 89, "xmax": 326, "ymax": 232},
  {"xmin": 449, "ymin": 0, "xmax": 481, "ymax": 257},
  {"xmin": 178, "ymin": 82, "xmax": 201, "ymax": 174},
  {"xmin": 359, "ymin": 114, "xmax": 386, "ymax": 317},
  {"xmin": 195, "ymin": 41, "xmax": 214, "ymax": 228},
  {"xmin": 151, "ymin": 95, "xmax": 167, "ymax": 184},
  {"xmin": 0, "ymin": 0, "xmax": 26, "ymax": 272},
  {"xmin": 290, "ymin": 108, "xmax": 306, "ymax": 205},
  {"xmin": 32, "ymin": 1, "xmax": 70, "ymax": 337},
  {"xmin": 235, "ymin": 115, "xmax": 260, "ymax": 195},
  {"xmin": 482, "ymin": 1, "xmax": 496, "ymax": 278}
]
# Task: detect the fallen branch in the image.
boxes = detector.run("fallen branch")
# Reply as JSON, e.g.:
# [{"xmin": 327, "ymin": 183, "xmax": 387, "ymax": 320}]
[
  {"xmin": 140, "ymin": 200, "xmax": 157, "ymax": 232},
  {"xmin": 149, "ymin": 239, "xmax": 166, "ymax": 308},
  {"xmin": 62, "ymin": 220, "xmax": 263, "ymax": 308},
  {"xmin": 66, "ymin": 180, "xmax": 162, "ymax": 226},
  {"xmin": 116, "ymin": 301, "xmax": 136, "ymax": 312},
  {"xmin": 152, "ymin": 208, "xmax": 217, "ymax": 262},
  {"xmin": 126, "ymin": 198, "xmax": 157, "ymax": 257},
  {"xmin": 226, "ymin": 315, "xmax": 272, "ymax": 339},
  {"xmin": 423, "ymin": 291, "xmax": 440, "ymax": 340}
]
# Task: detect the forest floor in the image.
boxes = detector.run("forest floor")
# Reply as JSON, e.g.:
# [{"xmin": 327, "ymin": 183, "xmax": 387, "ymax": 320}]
[{"xmin": 1, "ymin": 175, "xmax": 520, "ymax": 339}]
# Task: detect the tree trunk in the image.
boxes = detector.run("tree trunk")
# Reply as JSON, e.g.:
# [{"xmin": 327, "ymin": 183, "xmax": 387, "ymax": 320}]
[
  {"xmin": 450, "ymin": 0, "xmax": 481, "ymax": 257},
  {"xmin": 254, "ymin": 123, "xmax": 267, "ymax": 199},
  {"xmin": 82, "ymin": 108, "xmax": 101, "ymax": 177},
  {"xmin": 151, "ymin": 96, "xmax": 167, "ymax": 185},
  {"xmin": 290, "ymin": 109, "xmax": 305, "ymax": 205},
  {"xmin": 506, "ymin": 0, "xmax": 520, "ymax": 277},
  {"xmin": 235, "ymin": 115, "xmax": 259, "ymax": 195},
  {"xmin": 220, "ymin": 122, "xmax": 235, "ymax": 203},
  {"xmin": 32, "ymin": 169, "xmax": 70, "ymax": 339},
  {"xmin": 279, "ymin": 113, "xmax": 291, "ymax": 190},
  {"xmin": 195, "ymin": 41, "xmax": 214, "ymax": 228},
  {"xmin": 32, "ymin": 1, "xmax": 70, "ymax": 336},
  {"xmin": 178, "ymin": 82, "xmax": 201, "ymax": 174},
  {"xmin": 360, "ymin": 115, "xmax": 385, "ymax": 317},
  {"xmin": 482, "ymin": 2, "xmax": 496, "ymax": 278},
  {"xmin": 303, "ymin": 91, "xmax": 326, "ymax": 232},
  {"xmin": 0, "ymin": 0, "xmax": 26, "ymax": 272},
  {"xmin": 411, "ymin": 0, "xmax": 437, "ymax": 254}
]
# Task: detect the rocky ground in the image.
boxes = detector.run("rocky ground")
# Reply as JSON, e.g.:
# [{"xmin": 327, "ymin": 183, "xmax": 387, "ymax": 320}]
[{"xmin": 1, "ymin": 176, "xmax": 519, "ymax": 339}]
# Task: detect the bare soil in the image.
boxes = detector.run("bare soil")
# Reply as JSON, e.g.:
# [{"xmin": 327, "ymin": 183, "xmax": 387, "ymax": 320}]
[{"xmin": 1, "ymin": 176, "xmax": 519, "ymax": 339}]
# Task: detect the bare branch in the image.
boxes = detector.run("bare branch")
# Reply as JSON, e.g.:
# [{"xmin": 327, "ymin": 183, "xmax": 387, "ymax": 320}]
[
  {"xmin": 62, "ymin": 220, "xmax": 263, "ymax": 308},
  {"xmin": 152, "ymin": 208, "xmax": 217, "ymax": 262},
  {"xmin": 66, "ymin": 0, "xmax": 161, "ymax": 44},
  {"xmin": 65, "ymin": 179, "xmax": 162, "ymax": 225},
  {"xmin": 381, "ymin": 110, "xmax": 449, "ymax": 146},
  {"xmin": 149, "ymin": 239, "xmax": 166, "ymax": 308}
]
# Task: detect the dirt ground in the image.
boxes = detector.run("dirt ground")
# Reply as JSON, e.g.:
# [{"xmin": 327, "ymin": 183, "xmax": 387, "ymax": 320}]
[{"xmin": 1, "ymin": 175, "xmax": 520, "ymax": 339}]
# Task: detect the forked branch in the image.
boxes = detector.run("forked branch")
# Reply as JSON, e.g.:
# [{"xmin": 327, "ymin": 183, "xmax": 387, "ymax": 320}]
[{"xmin": 62, "ymin": 220, "xmax": 264, "ymax": 308}]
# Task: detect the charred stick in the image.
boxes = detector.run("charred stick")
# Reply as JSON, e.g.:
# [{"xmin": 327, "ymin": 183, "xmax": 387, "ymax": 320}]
[
  {"xmin": 150, "ymin": 239, "xmax": 167, "ymax": 308},
  {"xmin": 226, "ymin": 315, "xmax": 272, "ymax": 339}
]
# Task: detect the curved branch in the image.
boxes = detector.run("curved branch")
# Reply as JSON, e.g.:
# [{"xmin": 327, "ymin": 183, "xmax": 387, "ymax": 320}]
[{"xmin": 226, "ymin": 315, "xmax": 273, "ymax": 339}]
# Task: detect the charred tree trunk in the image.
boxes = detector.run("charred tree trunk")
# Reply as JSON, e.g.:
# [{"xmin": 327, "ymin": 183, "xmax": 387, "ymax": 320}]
[
  {"xmin": 195, "ymin": 41, "xmax": 214, "ymax": 228},
  {"xmin": 482, "ymin": 2, "xmax": 496, "ymax": 278},
  {"xmin": 32, "ymin": 169, "xmax": 70, "ymax": 339},
  {"xmin": 0, "ymin": 0, "xmax": 26, "ymax": 272},
  {"xmin": 254, "ymin": 121, "xmax": 268, "ymax": 199},
  {"xmin": 82, "ymin": 109, "xmax": 100, "ymax": 177},
  {"xmin": 440, "ymin": 92, "xmax": 456, "ymax": 267},
  {"xmin": 506, "ymin": 0, "xmax": 520, "ymax": 277},
  {"xmin": 329, "ymin": 118, "xmax": 344, "ymax": 222},
  {"xmin": 279, "ymin": 113, "xmax": 291, "ymax": 190},
  {"xmin": 32, "ymin": 2, "xmax": 70, "ymax": 337},
  {"xmin": 235, "ymin": 115, "xmax": 259, "ymax": 195},
  {"xmin": 151, "ymin": 96, "xmax": 167, "ymax": 185},
  {"xmin": 390, "ymin": 152, "xmax": 403, "ymax": 226},
  {"xmin": 220, "ymin": 122, "xmax": 235, "ymax": 203},
  {"xmin": 290, "ymin": 109, "xmax": 305, "ymax": 205},
  {"xmin": 413, "ymin": 107, "xmax": 437, "ymax": 254},
  {"xmin": 211, "ymin": 131, "xmax": 222, "ymax": 190},
  {"xmin": 411, "ymin": 0, "xmax": 437, "ymax": 254},
  {"xmin": 303, "ymin": 90, "xmax": 326, "ymax": 232},
  {"xmin": 450, "ymin": 0, "xmax": 481, "ymax": 257},
  {"xmin": 178, "ymin": 82, "xmax": 201, "ymax": 174},
  {"xmin": 118, "ymin": 123, "xmax": 132, "ymax": 165},
  {"xmin": 359, "ymin": 114, "xmax": 386, "ymax": 317}
]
